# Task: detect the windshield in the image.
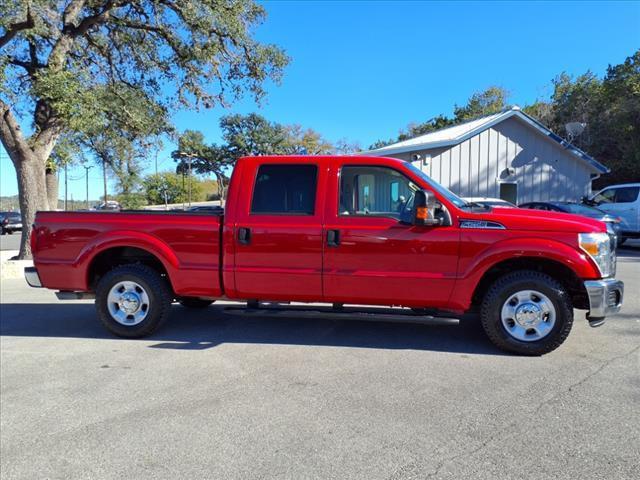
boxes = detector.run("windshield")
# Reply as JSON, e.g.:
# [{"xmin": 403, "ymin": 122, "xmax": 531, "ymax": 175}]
[{"xmin": 405, "ymin": 163, "xmax": 468, "ymax": 208}]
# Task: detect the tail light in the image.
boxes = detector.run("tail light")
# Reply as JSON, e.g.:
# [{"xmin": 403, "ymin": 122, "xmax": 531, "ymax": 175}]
[{"xmin": 30, "ymin": 225, "xmax": 38, "ymax": 253}]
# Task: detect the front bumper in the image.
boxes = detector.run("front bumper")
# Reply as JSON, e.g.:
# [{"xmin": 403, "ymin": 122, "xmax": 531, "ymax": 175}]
[
  {"xmin": 584, "ymin": 278, "xmax": 624, "ymax": 324},
  {"xmin": 24, "ymin": 266, "xmax": 42, "ymax": 288}
]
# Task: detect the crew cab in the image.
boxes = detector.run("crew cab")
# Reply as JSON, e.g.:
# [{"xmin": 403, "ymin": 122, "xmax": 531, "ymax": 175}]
[{"xmin": 25, "ymin": 156, "xmax": 624, "ymax": 355}]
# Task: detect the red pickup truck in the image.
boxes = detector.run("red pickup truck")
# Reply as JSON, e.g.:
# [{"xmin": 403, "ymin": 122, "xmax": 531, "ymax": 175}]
[{"xmin": 25, "ymin": 155, "xmax": 624, "ymax": 355}]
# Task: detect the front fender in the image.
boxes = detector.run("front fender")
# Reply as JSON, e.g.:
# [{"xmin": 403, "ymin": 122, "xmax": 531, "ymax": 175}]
[{"xmin": 451, "ymin": 237, "xmax": 600, "ymax": 311}]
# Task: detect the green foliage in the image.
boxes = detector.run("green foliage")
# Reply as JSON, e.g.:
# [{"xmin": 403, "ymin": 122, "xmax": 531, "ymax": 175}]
[
  {"xmin": 453, "ymin": 86, "xmax": 509, "ymax": 122},
  {"xmin": 143, "ymin": 172, "xmax": 204, "ymax": 205},
  {"xmin": 524, "ymin": 50, "xmax": 640, "ymax": 185},
  {"xmin": 2, "ymin": 0, "xmax": 289, "ymax": 117},
  {"xmin": 172, "ymin": 114, "xmax": 335, "ymax": 189},
  {"xmin": 369, "ymin": 51, "xmax": 640, "ymax": 187},
  {"xmin": 397, "ymin": 115, "xmax": 456, "ymax": 143},
  {"xmin": 114, "ymin": 192, "xmax": 146, "ymax": 210},
  {"xmin": 369, "ymin": 87, "xmax": 507, "ymax": 149}
]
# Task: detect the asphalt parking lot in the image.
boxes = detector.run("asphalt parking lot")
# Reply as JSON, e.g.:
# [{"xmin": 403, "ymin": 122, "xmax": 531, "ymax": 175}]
[{"xmin": 1, "ymin": 246, "xmax": 639, "ymax": 479}]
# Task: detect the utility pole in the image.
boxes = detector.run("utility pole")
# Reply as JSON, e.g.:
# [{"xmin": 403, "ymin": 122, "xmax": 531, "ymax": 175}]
[
  {"xmin": 177, "ymin": 151, "xmax": 197, "ymax": 209},
  {"xmin": 84, "ymin": 165, "xmax": 93, "ymax": 210},
  {"xmin": 64, "ymin": 163, "xmax": 68, "ymax": 211},
  {"xmin": 155, "ymin": 149, "xmax": 158, "ymax": 175},
  {"xmin": 102, "ymin": 159, "xmax": 108, "ymax": 204},
  {"xmin": 188, "ymin": 157, "xmax": 193, "ymax": 207}
]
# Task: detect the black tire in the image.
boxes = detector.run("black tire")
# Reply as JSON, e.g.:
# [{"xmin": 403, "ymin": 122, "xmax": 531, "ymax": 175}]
[
  {"xmin": 0, "ymin": 228, "xmax": 5, "ymax": 235},
  {"xmin": 480, "ymin": 270, "xmax": 573, "ymax": 355},
  {"xmin": 95, "ymin": 264, "xmax": 172, "ymax": 338},
  {"xmin": 178, "ymin": 298, "xmax": 214, "ymax": 309}
]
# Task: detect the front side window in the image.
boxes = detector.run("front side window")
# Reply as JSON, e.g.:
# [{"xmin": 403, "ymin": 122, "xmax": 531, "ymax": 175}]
[
  {"xmin": 339, "ymin": 166, "xmax": 415, "ymax": 219},
  {"xmin": 251, "ymin": 164, "xmax": 317, "ymax": 215},
  {"xmin": 593, "ymin": 188, "xmax": 617, "ymax": 204}
]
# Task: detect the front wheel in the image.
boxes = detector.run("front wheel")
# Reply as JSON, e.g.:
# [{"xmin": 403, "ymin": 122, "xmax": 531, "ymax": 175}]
[
  {"xmin": 96, "ymin": 264, "xmax": 173, "ymax": 338},
  {"xmin": 480, "ymin": 271, "xmax": 573, "ymax": 355}
]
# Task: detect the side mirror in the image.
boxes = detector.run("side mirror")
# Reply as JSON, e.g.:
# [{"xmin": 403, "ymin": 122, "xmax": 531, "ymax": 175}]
[{"xmin": 413, "ymin": 190, "xmax": 441, "ymax": 226}]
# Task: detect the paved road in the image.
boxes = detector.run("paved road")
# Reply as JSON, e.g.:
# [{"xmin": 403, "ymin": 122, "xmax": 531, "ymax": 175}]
[
  {"xmin": 0, "ymin": 233, "xmax": 20, "ymax": 252},
  {"xmin": 1, "ymin": 251, "xmax": 639, "ymax": 479}
]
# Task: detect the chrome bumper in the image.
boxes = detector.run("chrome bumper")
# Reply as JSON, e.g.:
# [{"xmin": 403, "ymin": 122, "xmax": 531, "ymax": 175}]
[
  {"xmin": 584, "ymin": 278, "xmax": 624, "ymax": 323},
  {"xmin": 24, "ymin": 266, "xmax": 42, "ymax": 288}
]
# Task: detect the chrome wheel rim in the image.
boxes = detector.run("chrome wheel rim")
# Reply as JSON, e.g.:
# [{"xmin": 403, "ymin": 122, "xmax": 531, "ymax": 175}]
[
  {"xmin": 107, "ymin": 281, "xmax": 150, "ymax": 326},
  {"xmin": 500, "ymin": 289, "xmax": 556, "ymax": 342}
]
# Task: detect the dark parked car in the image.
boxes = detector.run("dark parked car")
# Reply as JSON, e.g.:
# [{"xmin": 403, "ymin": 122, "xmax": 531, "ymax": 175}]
[
  {"xmin": 519, "ymin": 202, "xmax": 622, "ymax": 240},
  {"xmin": 1, "ymin": 211, "xmax": 22, "ymax": 235}
]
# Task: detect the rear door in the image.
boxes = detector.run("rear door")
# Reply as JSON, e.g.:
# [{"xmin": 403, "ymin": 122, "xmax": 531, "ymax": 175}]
[{"xmin": 232, "ymin": 160, "xmax": 326, "ymax": 302}]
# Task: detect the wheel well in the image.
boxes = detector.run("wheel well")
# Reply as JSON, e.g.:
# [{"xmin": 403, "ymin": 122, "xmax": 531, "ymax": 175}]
[
  {"xmin": 471, "ymin": 258, "xmax": 589, "ymax": 311},
  {"xmin": 88, "ymin": 247, "xmax": 172, "ymax": 291}
]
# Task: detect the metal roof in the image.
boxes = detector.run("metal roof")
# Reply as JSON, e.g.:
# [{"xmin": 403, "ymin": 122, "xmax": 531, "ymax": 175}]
[{"xmin": 365, "ymin": 106, "xmax": 609, "ymax": 174}]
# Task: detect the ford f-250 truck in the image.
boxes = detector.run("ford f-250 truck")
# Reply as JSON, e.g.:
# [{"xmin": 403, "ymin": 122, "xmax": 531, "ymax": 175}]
[{"xmin": 25, "ymin": 155, "xmax": 624, "ymax": 355}]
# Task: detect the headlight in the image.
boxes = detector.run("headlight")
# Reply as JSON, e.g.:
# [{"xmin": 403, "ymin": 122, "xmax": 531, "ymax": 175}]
[{"xmin": 579, "ymin": 232, "xmax": 612, "ymax": 277}]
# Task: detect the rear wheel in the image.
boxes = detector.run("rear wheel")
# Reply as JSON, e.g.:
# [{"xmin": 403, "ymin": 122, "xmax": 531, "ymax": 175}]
[
  {"xmin": 178, "ymin": 298, "xmax": 214, "ymax": 309},
  {"xmin": 96, "ymin": 264, "xmax": 172, "ymax": 338},
  {"xmin": 480, "ymin": 271, "xmax": 573, "ymax": 355}
]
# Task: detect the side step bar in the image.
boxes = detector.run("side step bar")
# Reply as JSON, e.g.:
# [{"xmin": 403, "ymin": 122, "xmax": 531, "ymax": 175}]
[
  {"xmin": 55, "ymin": 291, "xmax": 96, "ymax": 300},
  {"xmin": 227, "ymin": 303, "xmax": 461, "ymax": 325}
]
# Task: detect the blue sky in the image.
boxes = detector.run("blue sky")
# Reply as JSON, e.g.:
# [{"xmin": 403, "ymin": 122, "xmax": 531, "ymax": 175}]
[{"xmin": 1, "ymin": 0, "xmax": 639, "ymax": 201}]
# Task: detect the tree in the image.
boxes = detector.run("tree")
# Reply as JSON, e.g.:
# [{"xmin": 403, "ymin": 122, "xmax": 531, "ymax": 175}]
[
  {"xmin": 368, "ymin": 87, "xmax": 509, "ymax": 148},
  {"xmin": 219, "ymin": 113, "xmax": 290, "ymax": 159},
  {"xmin": 283, "ymin": 125, "xmax": 333, "ymax": 154},
  {"xmin": 0, "ymin": 0, "xmax": 288, "ymax": 258},
  {"xmin": 143, "ymin": 172, "xmax": 201, "ymax": 206},
  {"xmin": 397, "ymin": 115, "xmax": 456, "ymax": 142},
  {"xmin": 334, "ymin": 138, "xmax": 361, "ymax": 154},
  {"xmin": 453, "ymin": 86, "xmax": 509, "ymax": 121},
  {"xmin": 173, "ymin": 130, "xmax": 231, "ymax": 202},
  {"xmin": 523, "ymin": 50, "xmax": 640, "ymax": 186}
]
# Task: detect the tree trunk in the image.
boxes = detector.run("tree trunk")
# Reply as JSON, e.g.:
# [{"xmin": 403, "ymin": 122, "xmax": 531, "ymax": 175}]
[
  {"xmin": 46, "ymin": 167, "xmax": 59, "ymax": 210},
  {"xmin": 15, "ymin": 153, "xmax": 49, "ymax": 258}
]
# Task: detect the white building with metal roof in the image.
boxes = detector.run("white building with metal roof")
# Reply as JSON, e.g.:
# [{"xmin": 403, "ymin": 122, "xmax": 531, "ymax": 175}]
[{"xmin": 364, "ymin": 106, "xmax": 609, "ymax": 204}]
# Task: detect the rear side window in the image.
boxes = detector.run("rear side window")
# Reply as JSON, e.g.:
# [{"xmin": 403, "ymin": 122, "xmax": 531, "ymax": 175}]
[
  {"xmin": 251, "ymin": 164, "xmax": 317, "ymax": 215},
  {"xmin": 614, "ymin": 187, "xmax": 639, "ymax": 203}
]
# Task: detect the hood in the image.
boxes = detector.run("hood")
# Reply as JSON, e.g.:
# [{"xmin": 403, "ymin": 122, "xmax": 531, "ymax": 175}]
[{"xmin": 467, "ymin": 207, "xmax": 607, "ymax": 233}]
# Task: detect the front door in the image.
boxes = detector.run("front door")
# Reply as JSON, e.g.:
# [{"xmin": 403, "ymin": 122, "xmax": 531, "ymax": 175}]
[
  {"xmin": 323, "ymin": 164, "xmax": 459, "ymax": 308},
  {"xmin": 233, "ymin": 161, "xmax": 325, "ymax": 302}
]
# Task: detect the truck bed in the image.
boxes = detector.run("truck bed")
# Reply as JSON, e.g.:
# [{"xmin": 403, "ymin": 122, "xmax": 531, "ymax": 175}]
[{"xmin": 32, "ymin": 210, "xmax": 223, "ymax": 298}]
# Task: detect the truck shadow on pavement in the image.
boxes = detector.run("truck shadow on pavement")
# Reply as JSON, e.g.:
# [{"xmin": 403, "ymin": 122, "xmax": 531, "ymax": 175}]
[{"xmin": 0, "ymin": 303, "xmax": 507, "ymax": 356}]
